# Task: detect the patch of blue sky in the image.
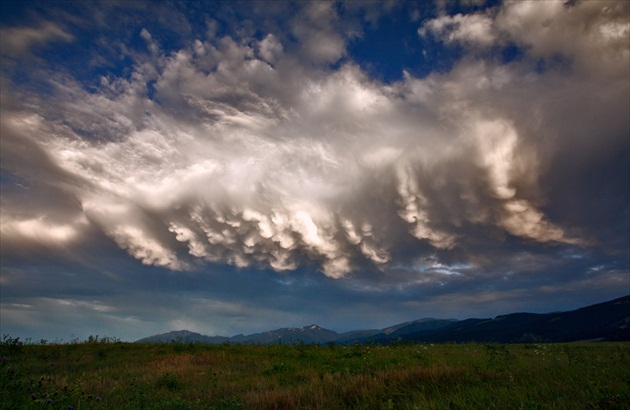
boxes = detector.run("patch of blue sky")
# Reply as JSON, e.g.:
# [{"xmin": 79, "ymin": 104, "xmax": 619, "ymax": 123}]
[
  {"xmin": 344, "ymin": 0, "xmax": 514, "ymax": 83},
  {"xmin": 501, "ymin": 42, "xmax": 524, "ymax": 64},
  {"xmin": 534, "ymin": 53, "xmax": 573, "ymax": 75},
  {"xmin": 562, "ymin": 252, "xmax": 587, "ymax": 260},
  {"xmin": 346, "ymin": 6, "xmax": 431, "ymax": 82},
  {"xmin": 0, "ymin": 170, "xmax": 30, "ymax": 189},
  {"xmin": 441, "ymin": 0, "xmax": 502, "ymax": 15},
  {"xmin": 393, "ymin": 261, "xmax": 471, "ymax": 275}
]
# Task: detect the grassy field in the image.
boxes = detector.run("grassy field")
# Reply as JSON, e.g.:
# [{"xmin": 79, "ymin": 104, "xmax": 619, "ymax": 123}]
[{"xmin": 1, "ymin": 337, "xmax": 628, "ymax": 409}]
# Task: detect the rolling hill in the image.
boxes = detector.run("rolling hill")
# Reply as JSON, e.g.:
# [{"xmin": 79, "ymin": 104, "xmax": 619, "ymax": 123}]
[{"xmin": 136, "ymin": 295, "xmax": 629, "ymax": 345}]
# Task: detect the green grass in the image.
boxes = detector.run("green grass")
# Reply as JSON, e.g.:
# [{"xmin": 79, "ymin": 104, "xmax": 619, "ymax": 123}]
[{"xmin": 1, "ymin": 338, "xmax": 629, "ymax": 409}]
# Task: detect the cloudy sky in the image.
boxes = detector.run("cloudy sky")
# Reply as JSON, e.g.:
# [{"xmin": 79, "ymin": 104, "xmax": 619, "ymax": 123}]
[{"xmin": 1, "ymin": 0, "xmax": 628, "ymax": 342}]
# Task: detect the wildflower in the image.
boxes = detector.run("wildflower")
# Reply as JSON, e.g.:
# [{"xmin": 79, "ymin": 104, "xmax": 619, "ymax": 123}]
[
  {"xmin": 67, "ymin": 406, "xmax": 75, "ymax": 410},
  {"xmin": 46, "ymin": 398, "xmax": 53, "ymax": 404},
  {"xmin": 50, "ymin": 361, "xmax": 55, "ymax": 366},
  {"xmin": 96, "ymin": 396, "xmax": 102, "ymax": 402}
]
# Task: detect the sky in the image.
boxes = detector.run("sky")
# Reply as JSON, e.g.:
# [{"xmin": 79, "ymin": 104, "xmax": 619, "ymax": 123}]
[{"xmin": 1, "ymin": 0, "xmax": 628, "ymax": 342}]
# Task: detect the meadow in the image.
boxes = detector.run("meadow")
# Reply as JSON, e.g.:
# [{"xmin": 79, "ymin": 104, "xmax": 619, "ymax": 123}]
[{"xmin": 1, "ymin": 336, "xmax": 628, "ymax": 409}]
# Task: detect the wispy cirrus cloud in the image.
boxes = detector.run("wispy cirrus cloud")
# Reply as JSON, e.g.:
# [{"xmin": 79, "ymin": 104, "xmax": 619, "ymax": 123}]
[{"xmin": 0, "ymin": 21, "xmax": 74, "ymax": 57}]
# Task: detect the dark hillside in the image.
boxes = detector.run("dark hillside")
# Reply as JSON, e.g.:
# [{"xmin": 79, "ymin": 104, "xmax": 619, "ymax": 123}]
[{"xmin": 398, "ymin": 295, "xmax": 630, "ymax": 343}]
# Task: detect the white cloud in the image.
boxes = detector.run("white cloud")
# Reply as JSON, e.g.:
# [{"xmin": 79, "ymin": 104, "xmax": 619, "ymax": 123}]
[
  {"xmin": 1, "ymin": 0, "xmax": 627, "ymax": 281},
  {"xmin": 258, "ymin": 34, "xmax": 283, "ymax": 64},
  {"xmin": 419, "ymin": 12, "xmax": 496, "ymax": 47},
  {"xmin": 290, "ymin": 1, "xmax": 347, "ymax": 64},
  {"xmin": 140, "ymin": 28, "xmax": 159, "ymax": 54},
  {"xmin": 0, "ymin": 217, "xmax": 85, "ymax": 246},
  {"xmin": 0, "ymin": 22, "xmax": 74, "ymax": 57},
  {"xmin": 499, "ymin": 1, "xmax": 629, "ymax": 77},
  {"xmin": 420, "ymin": 1, "xmax": 629, "ymax": 80},
  {"xmin": 300, "ymin": 31, "xmax": 346, "ymax": 64}
]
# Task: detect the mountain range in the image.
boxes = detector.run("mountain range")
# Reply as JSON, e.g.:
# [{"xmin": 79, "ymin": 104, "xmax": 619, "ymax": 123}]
[{"xmin": 136, "ymin": 295, "xmax": 630, "ymax": 345}]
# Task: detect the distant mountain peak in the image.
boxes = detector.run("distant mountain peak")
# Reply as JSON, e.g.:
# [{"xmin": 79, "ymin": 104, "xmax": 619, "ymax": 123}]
[{"xmin": 136, "ymin": 295, "xmax": 629, "ymax": 345}]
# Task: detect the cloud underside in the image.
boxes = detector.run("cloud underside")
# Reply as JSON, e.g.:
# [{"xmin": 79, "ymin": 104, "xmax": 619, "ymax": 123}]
[{"xmin": 1, "ymin": 1, "xmax": 628, "ymax": 278}]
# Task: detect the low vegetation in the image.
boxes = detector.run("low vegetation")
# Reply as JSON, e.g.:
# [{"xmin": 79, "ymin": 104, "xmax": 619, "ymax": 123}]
[{"xmin": 2, "ymin": 335, "xmax": 628, "ymax": 409}]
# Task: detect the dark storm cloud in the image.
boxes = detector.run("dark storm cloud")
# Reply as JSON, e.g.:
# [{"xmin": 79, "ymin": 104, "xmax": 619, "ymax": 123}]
[{"xmin": 1, "ymin": 0, "xmax": 627, "ymax": 340}]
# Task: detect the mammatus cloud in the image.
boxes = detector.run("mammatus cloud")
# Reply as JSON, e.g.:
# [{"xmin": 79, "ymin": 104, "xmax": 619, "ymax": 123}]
[{"xmin": 1, "ymin": 1, "xmax": 627, "ymax": 280}]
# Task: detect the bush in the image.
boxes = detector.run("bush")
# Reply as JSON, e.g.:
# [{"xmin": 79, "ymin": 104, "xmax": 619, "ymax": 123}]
[{"xmin": 0, "ymin": 335, "xmax": 23, "ymax": 356}]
